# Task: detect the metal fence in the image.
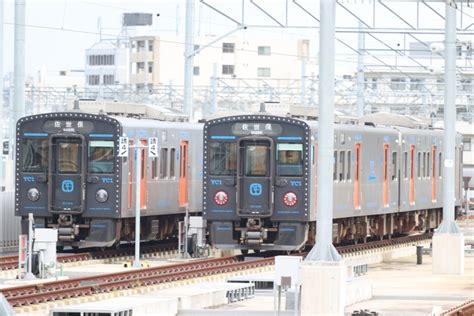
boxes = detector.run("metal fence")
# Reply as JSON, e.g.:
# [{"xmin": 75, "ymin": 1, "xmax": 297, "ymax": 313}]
[{"xmin": 0, "ymin": 191, "xmax": 20, "ymax": 253}]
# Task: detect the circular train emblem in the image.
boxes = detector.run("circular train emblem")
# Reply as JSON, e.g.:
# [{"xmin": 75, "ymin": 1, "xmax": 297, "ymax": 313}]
[{"xmin": 214, "ymin": 191, "xmax": 229, "ymax": 205}]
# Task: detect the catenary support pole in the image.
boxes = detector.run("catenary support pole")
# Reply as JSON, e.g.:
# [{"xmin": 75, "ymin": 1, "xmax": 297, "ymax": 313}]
[
  {"xmin": 210, "ymin": 63, "xmax": 217, "ymax": 116},
  {"xmin": 133, "ymin": 141, "xmax": 142, "ymax": 268},
  {"xmin": 14, "ymin": 0, "xmax": 25, "ymax": 122},
  {"xmin": 183, "ymin": 0, "xmax": 195, "ymax": 118},
  {"xmin": 0, "ymin": 0, "xmax": 3, "ymax": 189},
  {"xmin": 305, "ymin": 0, "xmax": 341, "ymax": 262},
  {"xmin": 437, "ymin": 2, "xmax": 460, "ymax": 234},
  {"xmin": 356, "ymin": 21, "xmax": 365, "ymax": 117}
]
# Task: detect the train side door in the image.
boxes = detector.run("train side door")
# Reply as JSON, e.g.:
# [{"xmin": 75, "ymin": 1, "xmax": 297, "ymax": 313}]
[
  {"xmin": 179, "ymin": 140, "xmax": 189, "ymax": 208},
  {"xmin": 48, "ymin": 135, "xmax": 86, "ymax": 213},
  {"xmin": 237, "ymin": 138, "xmax": 274, "ymax": 217}
]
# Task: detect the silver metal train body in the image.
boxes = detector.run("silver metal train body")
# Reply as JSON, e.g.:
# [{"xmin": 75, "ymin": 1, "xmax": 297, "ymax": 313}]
[
  {"xmin": 15, "ymin": 112, "xmax": 202, "ymax": 248},
  {"xmin": 203, "ymin": 114, "xmax": 463, "ymax": 251}
]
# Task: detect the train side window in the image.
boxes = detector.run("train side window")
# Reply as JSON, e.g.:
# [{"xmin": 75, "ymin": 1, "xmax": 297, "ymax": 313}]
[
  {"xmin": 312, "ymin": 145, "xmax": 315, "ymax": 165},
  {"xmin": 277, "ymin": 143, "xmax": 303, "ymax": 176},
  {"xmin": 346, "ymin": 150, "xmax": 351, "ymax": 180},
  {"xmin": 22, "ymin": 138, "xmax": 49, "ymax": 172},
  {"xmin": 439, "ymin": 152, "xmax": 442, "ymax": 178},
  {"xmin": 426, "ymin": 152, "xmax": 431, "ymax": 178},
  {"xmin": 417, "ymin": 152, "xmax": 421, "ymax": 178},
  {"xmin": 391, "ymin": 152, "xmax": 397, "ymax": 180},
  {"xmin": 88, "ymin": 140, "xmax": 114, "ymax": 173},
  {"xmin": 339, "ymin": 151, "xmax": 345, "ymax": 181},
  {"xmin": 403, "ymin": 151, "xmax": 408, "ymax": 179},
  {"xmin": 160, "ymin": 148, "xmax": 168, "ymax": 179},
  {"xmin": 151, "ymin": 157, "xmax": 158, "ymax": 179},
  {"xmin": 209, "ymin": 142, "xmax": 237, "ymax": 176},
  {"xmin": 169, "ymin": 148, "xmax": 176, "ymax": 178},
  {"xmin": 333, "ymin": 151, "xmax": 338, "ymax": 181}
]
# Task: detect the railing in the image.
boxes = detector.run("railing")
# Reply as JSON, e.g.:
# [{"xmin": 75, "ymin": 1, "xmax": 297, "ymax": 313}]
[{"xmin": 0, "ymin": 191, "xmax": 20, "ymax": 253}]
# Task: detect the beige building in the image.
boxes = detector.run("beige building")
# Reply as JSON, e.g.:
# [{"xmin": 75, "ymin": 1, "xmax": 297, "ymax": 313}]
[{"xmin": 129, "ymin": 34, "xmax": 313, "ymax": 90}]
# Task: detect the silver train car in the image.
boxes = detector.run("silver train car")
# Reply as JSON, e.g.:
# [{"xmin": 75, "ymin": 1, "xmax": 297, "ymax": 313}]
[
  {"xmin": 203, "ymin": 114, "xmax": 463, "ymax": 251},
  {"xmin": 15, "ymin": 112, "xmax": 202, "ymax": 248}
]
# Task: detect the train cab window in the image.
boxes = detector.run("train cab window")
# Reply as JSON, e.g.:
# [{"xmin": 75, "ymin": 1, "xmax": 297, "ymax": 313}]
[
  {"xmin": 277, "ymin": 143, "xmax": 303, "ymax": 176},
  {"xmin": 59, "ymin": 142, "xmax": 80, "ymax": 174},
  {"xmin": 244, "ymin": 144, "xmax": 269, "ymax": 176},
  {"xmin": 22, "ymin": 139, "xmax": 49, "ymax": 172},
  {"xmin": 160, "ymin": 148, "xmax": 168, "ymax": 179},
  {"xmin": 346, "ymin": 151, "xmax": 351, "ymax": 180},
  {"xmin": 209, "ymin": 142, "xmax": 237, "ymax": 176},
  {"xmin": 88, "ymin": 140, "xmax": 114, "ymax": 173},
  {"xmin": 392, "ymin": 152, "xmax": 398, "ymax": 180},
  {"xmin": 170, "ymin": 148, "xmax": 176, "ymax": 178}
]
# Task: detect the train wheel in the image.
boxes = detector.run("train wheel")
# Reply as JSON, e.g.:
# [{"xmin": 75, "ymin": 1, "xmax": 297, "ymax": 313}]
[{"xmin": 241, "ymin": 249, "xmax": 249, "ymax": 255}]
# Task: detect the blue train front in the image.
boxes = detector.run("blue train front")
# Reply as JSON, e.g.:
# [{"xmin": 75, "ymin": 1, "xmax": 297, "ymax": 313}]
[
  {"xmin": 16, "ymin": 113, "xmax": 121, "ymax": 248},
  {"xmin": 203, "ymin": 115, "xmax": 311, "ymax": 251}
]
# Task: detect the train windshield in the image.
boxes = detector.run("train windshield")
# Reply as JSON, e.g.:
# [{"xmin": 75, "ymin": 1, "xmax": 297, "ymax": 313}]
[
  {"xmin": 243, "ymin": 142, "xmax": 270, "ymax": 177},
  {"xmin": 58, "ymin": 142, "xmax": 81, "ymax": 174},
  {"xmin": 22, "ymin": 138, "xmax": 49, "ymax": 172},
  {"xmin": 277, "ymin": 143, "xmax": 303, "ymax": 176},
  {"xmin": 88, "ymin": 140, "xmax": 114, "ymax": 173},
  {"xmin": 209, "ymin": 142, "xmax": 237, "ymax": 176}
]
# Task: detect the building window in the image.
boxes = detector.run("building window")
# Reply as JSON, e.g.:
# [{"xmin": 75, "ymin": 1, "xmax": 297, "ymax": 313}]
[
  {"xmin": 222, "ymin": 43, "xmax": 235, "ymax": 53},
  {"xmin": 222, "ymin": 65, "xmax": 235, "ymax": 75},
  {"xmin": 436, "ymin": 79, "xmax": 444, "ymax": 91},
  {"xmin": 193, "ymin": 66, "xmax": 200, "ymax": 76},
  {"xmin": 257, "ymin": 67, "xmax": 271, "ymax": 77},
  {"xmin": 390, "ymin": 78, "xmax": 406, "ymax": 91},
  {"xmin": 103, "ymin": 75, "xmax": 115, "ymax": 85},
  {"xmin": 88, "ymin": 55, "xmax": 114, "ymax": 66},
  {"xmin": 460, "ymin": 79, "xmax": 472, "ymax": 92},
  {"xmin": 463, "ymin": 138, "xmax": 472, "ymax": 151},
  {"xmin": 137, "ymin": 62, "xmax": 145, "ymax": 74},
  {"xmin": 258, "ymin": 46, "xmax": 271, "ymax": 55},
  {"xmin": 137, "ymin": 40, "xmax": 145, "ymax": 52},
  {"xmin": 410, "ymin": 79, "xmax": 423, "ymax": 91},
  {"xmin": 148, "ymin": 40, "xmax": 154, "ymax": 52},
  {"xmin": 87, "ymin": 75, "xmax": 100, "ymax": 86},
  {"xmin": 148, "ymin": 62, "xmax": 153, "ymax": 74}
]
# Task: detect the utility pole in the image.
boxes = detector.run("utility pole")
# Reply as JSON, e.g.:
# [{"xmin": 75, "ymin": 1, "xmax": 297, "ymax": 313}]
[{"xmin": 183, "ymin": 0, "xmax": 195, "ymax": 118}]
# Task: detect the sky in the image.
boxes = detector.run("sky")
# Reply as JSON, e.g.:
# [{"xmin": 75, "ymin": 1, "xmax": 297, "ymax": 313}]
[{"xmin": 1, "ymin": 0, "xmax": 473, "ymax": 77}]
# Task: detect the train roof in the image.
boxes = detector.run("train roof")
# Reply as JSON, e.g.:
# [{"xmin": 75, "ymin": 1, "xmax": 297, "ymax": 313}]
[{"xmin": 112, "ymin": 116, "xmax": 202, "ymax": 130}]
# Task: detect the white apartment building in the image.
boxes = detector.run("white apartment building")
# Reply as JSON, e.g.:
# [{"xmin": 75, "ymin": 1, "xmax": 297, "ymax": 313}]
[
  {"xmin": 128, "ymin": 34, "xmax": 314, "ymax": 89},
  {"xmin": 85, "ymin": 41, "xmax": 130, "ymax": 91}
]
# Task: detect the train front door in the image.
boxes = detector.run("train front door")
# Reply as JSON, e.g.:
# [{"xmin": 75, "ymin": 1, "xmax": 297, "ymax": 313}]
[
  {"xmin": 48, "ymin": 135, "xmax": 86, "ymax": 213},
  {"xmin": 237, "ymin": 138, "xmax": 274, "ymax": 217}
]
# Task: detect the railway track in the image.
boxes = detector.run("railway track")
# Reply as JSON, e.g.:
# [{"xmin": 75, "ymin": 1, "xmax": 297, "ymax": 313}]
[
  {"xmin": 0, "ymin": 242, "xmax": 178, "ymax": 271},
  {"xmin": 0, "ymin": 233, "xmax": 433, "ymax": 308},
  {"xmin": 1, "ymin": 255, "xmax": 273, "ymax": 307}
]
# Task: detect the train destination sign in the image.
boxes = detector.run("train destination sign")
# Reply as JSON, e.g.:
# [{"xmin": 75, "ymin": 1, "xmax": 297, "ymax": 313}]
[
  {"xmin": 231, "ymin": 123, "xmax": 282, "ymax": 136},
  {"xmin": 43, "ymin": 120, "xmax": 94, "ymax": 133}
]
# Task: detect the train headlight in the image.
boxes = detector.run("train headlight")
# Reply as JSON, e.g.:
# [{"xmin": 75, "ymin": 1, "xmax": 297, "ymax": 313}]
[
  {"xmin": 95, "ymin": 189, "xmax": 109, "ymax": 203},
  {"xmin": 214, "ymin": 191, "xmax": 229, "ymax": 206},
  {"xmin": 283, "ymin": 192, "xmax": 297, "ymax": 207},
  {"xmin": 27, "ymin": 188, "xmax": 40, "ymax": 202}
]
